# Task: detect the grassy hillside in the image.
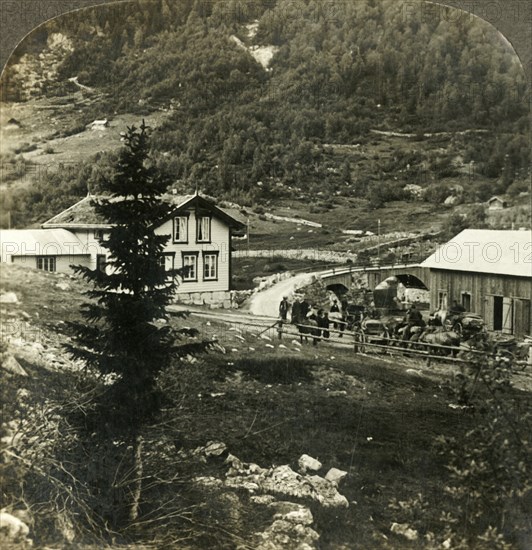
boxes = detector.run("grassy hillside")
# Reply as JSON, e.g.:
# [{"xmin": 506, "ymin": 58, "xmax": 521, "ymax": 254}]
[
  {"xmin": 2, "ymin": 261, "xmax": 531, "ymax": 548},
  {"xmin": 0, "ymin": 0, "xmax": 529, "ymax": 234}
]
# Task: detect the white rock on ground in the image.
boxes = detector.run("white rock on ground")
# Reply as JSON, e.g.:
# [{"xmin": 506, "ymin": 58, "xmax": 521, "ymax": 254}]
[
  {"xmin": 1, "ymin": 355, "xmax": 28, "ymax": 377},
  {"xmin": 0, "ymin": 292, "xmax": 18, "ymax": 303},
  {"xmin": 0, "ymin": 511, "xmax": 30, "ymax": 541},
  {"xmin": 255, "ymin": 501, "xmax": 319, "ymax": 550},
  {"xmin": 390, "ymin": 522, "xmax": 419, "ymax": 541},
  {"xmin": 223, "ymin": 459, "xmax": 349, "ymax": 508},
  {"xmin": 55, "ymin": 281, "xmax": 70, "ymax": 291},
  {"xmin": 298, "ymin": 454, "xmax": 322, "ymax": 473},
  {"xmin": 203, "ymin": 441, "xmax": 227, "ymax": 457},
  {"xmin": 324, "ymin": 468, "xmax": 348, "ymax": 486}
]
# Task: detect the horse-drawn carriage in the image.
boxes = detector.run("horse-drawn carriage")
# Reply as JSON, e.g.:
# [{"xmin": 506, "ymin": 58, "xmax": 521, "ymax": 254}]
[{"xmin": 443, "ymin": 311, "xmax": 485, "ymax": 339}]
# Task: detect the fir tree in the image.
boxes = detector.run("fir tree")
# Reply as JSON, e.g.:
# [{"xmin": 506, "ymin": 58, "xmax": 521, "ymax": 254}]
[{"xmin": 66, "ymin": 122, "xmax": 205, "ymax": 528}]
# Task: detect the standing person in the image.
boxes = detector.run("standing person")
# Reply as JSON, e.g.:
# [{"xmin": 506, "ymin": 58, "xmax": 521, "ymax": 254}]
[
  {"xmin": 291, "ymin": 296, "xmax": 301, "ymax": 324},
  {"xmin": 279, "ymin": 296, "xmax": 290, "ymax": 321},
  {"xmin": 330, "ymin": 299, "xmax": 342, "ymax": 330},
  {"xmin": 300, "ymin": 298, "xmax": 310, "ymax": 320},
  {"xmin": 321, "ymin": 311, "xmax": 330, "ymax": 339},
  {"xmin": 339, "ymin": 297, "xmax": 349, "ymax": 337},
  {"xmin": 340, "ymin": 297, "xmax": 349, "ymax": 313},
  {"xmin": 402, "ymin": 303, "xmax": 424, "ymax": 341},
  {"xmin": 310, "ymin": 307, "xmax": 322, "ymax": 346}
]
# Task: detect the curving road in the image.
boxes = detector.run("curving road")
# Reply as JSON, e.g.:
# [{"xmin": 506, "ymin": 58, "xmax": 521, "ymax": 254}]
[{"xmin": 246, "ymin": 271, "xmax": 323, "ymax": 317}]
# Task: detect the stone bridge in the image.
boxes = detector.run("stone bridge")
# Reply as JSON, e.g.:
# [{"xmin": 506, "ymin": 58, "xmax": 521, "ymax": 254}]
[{"xmin": 319, "ymin": 263, "xmax": 432, "ymax": 295}]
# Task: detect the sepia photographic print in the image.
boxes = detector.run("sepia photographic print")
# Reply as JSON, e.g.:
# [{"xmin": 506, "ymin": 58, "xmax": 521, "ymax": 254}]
[{"xmin": 0, "ymin": 1, "xmax": 531, "ymax": 548}]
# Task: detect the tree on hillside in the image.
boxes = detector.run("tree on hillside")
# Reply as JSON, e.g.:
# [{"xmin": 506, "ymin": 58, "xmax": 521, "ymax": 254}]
[{"xmin": 66, "ymin": 123, "xmax": 206, "ymax": 529}]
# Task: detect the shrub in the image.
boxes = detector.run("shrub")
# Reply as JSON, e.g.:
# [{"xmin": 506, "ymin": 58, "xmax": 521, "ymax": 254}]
[
  {"xmin": 233, "ymin": 357, "xmax": 313, "ymax": 385},
  {"xmin": 264, "ymin": 263, "xmax": 287, "ymax": 272},
  {"xmin": 14, "ymin": 143, "xmax": 37, "ymax": 154}
]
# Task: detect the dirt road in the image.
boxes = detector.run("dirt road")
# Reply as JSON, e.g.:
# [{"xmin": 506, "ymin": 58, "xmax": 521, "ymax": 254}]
[{"xmin": 245, "ymin": 271, "xmax": 323, "ymax": 317}]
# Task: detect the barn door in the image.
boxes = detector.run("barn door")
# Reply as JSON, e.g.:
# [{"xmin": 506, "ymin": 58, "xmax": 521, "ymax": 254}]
[
  {"xmin": 492, "ymin": 296, "xmax": 504, "ymax": 331},
  {"xmin": 502, "ymin": 297, "xmax": 513, "ymax": 334},
  {"xmin": 513, "ymin": 299, "xmax": 531, "ymax": 339},
  {"xmin": 484, "ymin": 296, "xmax": 494, "ymax": 331}
]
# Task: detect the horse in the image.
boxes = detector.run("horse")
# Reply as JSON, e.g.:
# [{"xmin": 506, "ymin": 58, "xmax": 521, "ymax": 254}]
[{"xmin": 418, "ymin": 327, "xmax": 461, "ymax": 356}]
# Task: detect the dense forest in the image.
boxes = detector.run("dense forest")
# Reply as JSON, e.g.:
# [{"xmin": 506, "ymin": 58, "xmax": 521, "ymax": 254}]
[{"xmin": 1, "ymin": 0, "xmax": 529, "ymax": 224}]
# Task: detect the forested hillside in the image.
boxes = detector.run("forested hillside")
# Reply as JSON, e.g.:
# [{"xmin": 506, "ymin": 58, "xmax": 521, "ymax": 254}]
[{"xmin": 1, "ymin": 0, "xmax": 529, "ymax": 228}]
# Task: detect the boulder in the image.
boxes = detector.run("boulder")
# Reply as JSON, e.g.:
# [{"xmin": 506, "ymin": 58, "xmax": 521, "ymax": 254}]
[
  {"xmin": 0, "ymin": 511, "xmax": 30, "ymax": 541},
  {"xmin": 55, "ymin": 281, "xmax": 70, "ymax": 291},
  {"xmin": 0, "ymin": 292, "xmax": 18, "ymax": 304},
  {"xmin": 255, "ymin": 501, "xmax": 319, "ymax": 550},
  {"xmin": 306, "ymin": 475, "xmax": 349, "ymax": 508},
  {"xmin": 324, "ymin": 468, "xmax": 348, "ymax": 486},
  {"xmin": 390, "ymin": 522, "xmax": 419, "ymax": 541},
  {"xmin": 1, "ymin": 355, "xmax": 28, "ymax": 377},
  {"xmin": 271, "ymin": 502, "xmax": 314, "ymax": 526},
  {"xmin": 203, "ymin": 441, "xmax": 227, "ymax": 458},
  {"xmin": 298, "ymin": 454, "xmax": 322, "ymax": 474}
]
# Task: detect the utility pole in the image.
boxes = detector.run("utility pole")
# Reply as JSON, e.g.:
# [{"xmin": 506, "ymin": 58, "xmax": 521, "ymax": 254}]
[
  {"xmin": 377, "ymin": 218, "xmax": 381, "ymax": 266},
  {"xmin": 247, "ymin": 217, "xmax": 250, "ymax": 253}
]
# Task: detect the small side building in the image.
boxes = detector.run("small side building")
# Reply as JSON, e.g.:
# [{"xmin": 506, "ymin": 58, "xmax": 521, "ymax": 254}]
[
  {"xmin": 487, "ymin": 196, "xmax": 507, "ymax": 211},
  {"xmin": 0, "ymin": 228, "xmax": 93, "ymax": 272},
  {"xmin": 421, "ymin": 229, "xmax": 531, "ymax": 338}
]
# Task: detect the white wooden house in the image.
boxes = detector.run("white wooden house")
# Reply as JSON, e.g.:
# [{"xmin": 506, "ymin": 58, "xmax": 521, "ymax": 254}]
[{"xmin": 1, "ymin": 193, "xmax": 246, "ymax": 307}]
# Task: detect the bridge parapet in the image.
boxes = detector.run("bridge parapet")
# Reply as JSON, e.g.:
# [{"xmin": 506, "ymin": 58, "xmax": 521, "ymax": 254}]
[{"xmin": 320, "ymin": 264, "xmax": 431, "ymax": 293}]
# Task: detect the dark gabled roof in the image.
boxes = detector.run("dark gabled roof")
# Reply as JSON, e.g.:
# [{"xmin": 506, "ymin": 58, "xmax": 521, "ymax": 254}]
[
  {"xmin": 42, "ymin": 195, "xmax": 114, "ymax": 228},
  {"xmin": 42, "ymin": 193, "xmax": 246, "ymax": 230},
  {"xmin": 163, "ymin": 194, "xmax": 247, "ymax": 230}
]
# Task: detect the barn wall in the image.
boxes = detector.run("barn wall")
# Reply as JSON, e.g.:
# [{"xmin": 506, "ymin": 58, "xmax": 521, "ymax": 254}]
[{"xmin": 428, "ymin": 269, "xmax": 532, "ymax": 337}]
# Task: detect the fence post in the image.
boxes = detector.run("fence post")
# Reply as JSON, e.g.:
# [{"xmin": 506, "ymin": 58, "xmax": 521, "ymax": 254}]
[{"xmin": 277, "ymin": 320, "xmax": 283, "ymax": 340}]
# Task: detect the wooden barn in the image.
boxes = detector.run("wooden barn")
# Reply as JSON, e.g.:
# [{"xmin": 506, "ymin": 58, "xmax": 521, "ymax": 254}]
[{"xmin": 421, "ymin": 229, "xmax": 531, "ymax": 338}]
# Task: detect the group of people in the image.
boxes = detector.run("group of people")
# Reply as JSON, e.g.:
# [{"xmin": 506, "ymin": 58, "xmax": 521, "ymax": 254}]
[
  {"xmin": 279, "ymin": 295, "xmax": 350, "ymax": 344},
  {"xmin": 400, "ymin": 300, "xmax": 467, "ymax": 340}
]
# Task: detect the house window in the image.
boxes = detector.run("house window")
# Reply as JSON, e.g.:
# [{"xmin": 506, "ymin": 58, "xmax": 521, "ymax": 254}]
[
  {"xmin": 94, "ymin": 229, "xmax": 105, "ymax": 240},
  {"xmin": 197, "ymin": 216, "xmax": 211, "ymax": 242},
  {"xmin": 96, "ymin": 255, "xmax": 106, "ymax": 272},
  {"xmin": 173, "ymin": 216, "xmax": 188, "ymax": 243},
  {"xmin": 203, "ymin": 253, "xmax": 218, "ymax": 281},
  {"xmin": 37, "ymin": 256, "xmax": 56, "ymax": 272},
  {"xmin": 158, "ymin": 253, "xmax": 175, "ymax": 281},
  {"xmin": 461, "ymin": 292, "xmax": 471, "ymax": 312},
  {"xmin": 182, "ymin": 253, "xmax": 198, "ymax": 282}
]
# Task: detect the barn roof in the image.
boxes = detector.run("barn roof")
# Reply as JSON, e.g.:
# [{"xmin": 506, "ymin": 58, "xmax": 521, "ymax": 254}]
[
  {"xmin": 0, "ymin": 228, "xmax": 89, "ymax": 260},
  {"xmin": 42, "ymin": 193, "xmax": 246, "ymax": 229},
  {"xmin": 421, "ymin": 229, "xmax": 532, "ymax": 278}
]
